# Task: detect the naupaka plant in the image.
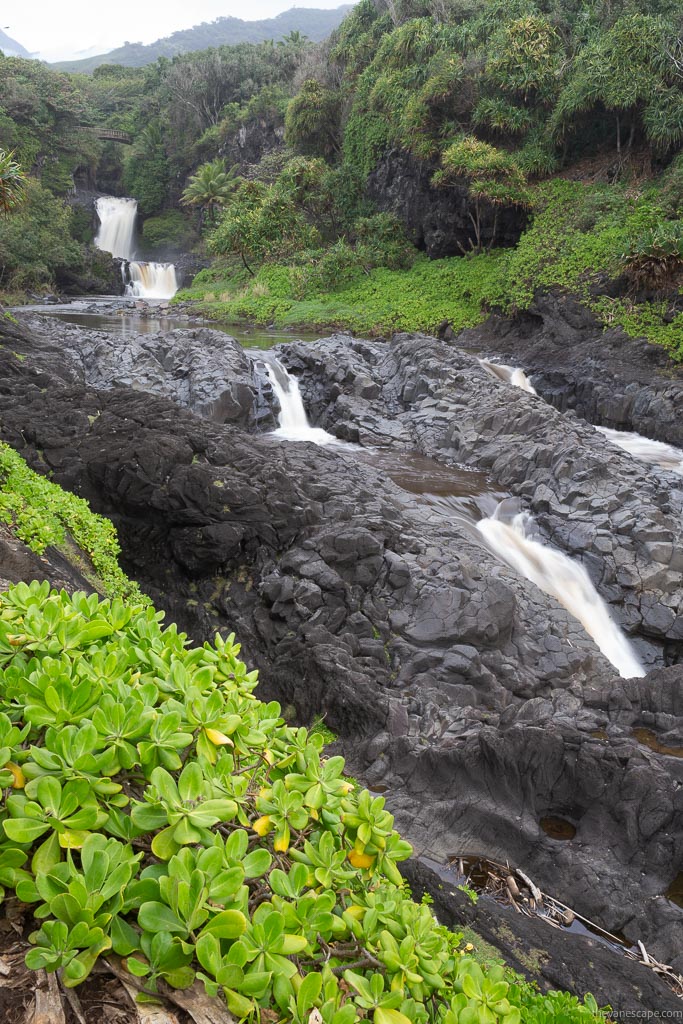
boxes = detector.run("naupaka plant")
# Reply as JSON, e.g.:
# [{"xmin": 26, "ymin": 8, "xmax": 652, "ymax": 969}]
[{"xmin": 0, "ymin": 581, "xmax": 602, "ymax": 1023}]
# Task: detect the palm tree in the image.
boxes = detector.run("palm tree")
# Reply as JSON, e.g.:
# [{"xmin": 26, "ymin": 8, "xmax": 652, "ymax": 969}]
[
  {"xmin": 180, "ymin": 159, "xmax": 240, "ymax": 227},
  {"xmin": 0, "ymin": 149, "xmax": 27, "ymax": 215}
]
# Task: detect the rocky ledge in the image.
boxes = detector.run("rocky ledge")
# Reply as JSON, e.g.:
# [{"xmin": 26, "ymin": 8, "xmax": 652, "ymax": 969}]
[
  {"xmin": 457, "ymin": 291, "xmax": 683, "ymax": 447},
  {"xmin": 0, "ymin": 313, "xmax": 681, "ymax": 1009}
]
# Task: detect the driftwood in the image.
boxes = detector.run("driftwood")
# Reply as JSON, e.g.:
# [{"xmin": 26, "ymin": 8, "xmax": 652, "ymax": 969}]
[
  {"xmin": 159, "ymin": 981, "xmax": 238, "ymax": 1024},
  {"xmin": 451, "ymin": 855, "xmax": 683, "ymax": 999},
  {"xmin": 28, "ymin": 971, "xmax": 66, "ymax": 1024}
]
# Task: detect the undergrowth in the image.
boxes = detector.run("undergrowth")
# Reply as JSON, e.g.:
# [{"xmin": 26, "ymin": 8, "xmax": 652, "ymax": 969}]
[
  {"xmin": 177, "ymin": 251, "xmax": 507, "ymax": 337},
  {"xmin": 0, "ymin": 581, "xmax": 605, "ymax": 1023}
]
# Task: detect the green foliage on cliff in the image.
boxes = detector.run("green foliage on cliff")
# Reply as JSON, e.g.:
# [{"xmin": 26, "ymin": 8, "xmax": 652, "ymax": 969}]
[
  {"xmin": 0, "ymin": 579, "xmax": 603, "ymax": 1022},
  {"xmin": 0, "ymin": 443, "xmax": 143, "ymax": 601},
  {"xmin": 0, "ymin": 179, "xmax": 83, "ymax": 290}
]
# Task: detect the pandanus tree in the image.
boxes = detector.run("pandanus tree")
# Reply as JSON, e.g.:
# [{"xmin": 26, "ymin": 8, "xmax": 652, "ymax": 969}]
[
  {"xmin": 0, "ymin": 149, "xmax": 27, "ymax": 215},
  {"xmin": 551, "ymin": 13, "xmax": 683, "ymax": 158},
  {"xmin": 433, "ymin": 135, "xmax": 531, "ymax": 252},
  {"xmin": 180, "ymin": 159, "xmax": 240, "ymax": 228}
]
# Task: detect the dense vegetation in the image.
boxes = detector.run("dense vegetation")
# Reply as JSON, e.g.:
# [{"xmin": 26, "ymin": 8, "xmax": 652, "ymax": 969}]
[
  {"xmin": 174, "ymin": 0, "xmax": 683, "ymax": 356},
  {"xmin": 0, "ymin": 441, "xmax": 143, "ymax": 601}
]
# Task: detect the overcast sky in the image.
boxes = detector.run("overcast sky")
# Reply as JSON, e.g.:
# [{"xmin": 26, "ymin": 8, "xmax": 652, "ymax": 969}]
[{"xmin": 5, "ymin": 0, "xmax": 349, "ymax": 62}]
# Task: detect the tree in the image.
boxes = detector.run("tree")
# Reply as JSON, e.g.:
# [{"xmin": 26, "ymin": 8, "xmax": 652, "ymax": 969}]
[
  {"xmin": 0, "ymin": 150, "xmax": 27, "ymax": 214},
  {"xmin": 209, "ymin": 178, "xmax": 319, "ymax": 273},
  {"xmin": 434, "ymin": 135, "xmax": 531, "ymax": 251},
  {"xmin": 552, "ymin": 13, "xmax": 682, "ymax": 156},
  {"xmin": 180, "ymin": 159, "xmax": 240, "ymax": 228}
]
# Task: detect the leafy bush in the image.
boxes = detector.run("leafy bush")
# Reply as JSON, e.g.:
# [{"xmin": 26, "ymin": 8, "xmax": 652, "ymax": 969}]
[
  {"xmin": 0, "ymin": 581, "xmax": 603, "ymax": 1023},
  {"xmin": 0, "ymin": 443, "xmax": 142, "ymax": 601}
]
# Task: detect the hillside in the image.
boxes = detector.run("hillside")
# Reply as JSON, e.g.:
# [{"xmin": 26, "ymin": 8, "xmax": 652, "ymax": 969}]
[
  {"xmin": 0, "ymin": 29, "xmax": 31, "ymax": 58},
  {"xmin": 52, "ymin": 5, "xmax": 353, "ymax": 73}
]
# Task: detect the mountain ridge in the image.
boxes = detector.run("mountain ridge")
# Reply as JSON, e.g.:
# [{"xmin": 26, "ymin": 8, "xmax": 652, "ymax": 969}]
[
  {"xmin": 52, "ymin": 5, "xmax": 354, "ymax": 73},
  {"xmin": 0, "ymin": 28, "xmax": 31, "ymax": 58}
]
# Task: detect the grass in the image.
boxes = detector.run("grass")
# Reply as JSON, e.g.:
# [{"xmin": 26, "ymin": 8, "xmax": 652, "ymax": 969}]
[{"xmin": 176, "ymin": 250, "xmax": 508, "ymax": 337}]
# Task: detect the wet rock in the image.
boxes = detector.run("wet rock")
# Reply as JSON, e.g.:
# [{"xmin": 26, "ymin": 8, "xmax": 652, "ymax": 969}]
[
  {"xmin": 459, "ymin": 290, "xmax": 683, "ymax": 446},
  {"xmin": 18, "ymin": 315, "xmax": 266, "ymax": 428}
]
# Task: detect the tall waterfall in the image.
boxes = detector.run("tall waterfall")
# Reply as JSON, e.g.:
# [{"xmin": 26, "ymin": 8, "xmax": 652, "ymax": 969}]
[
  {"xmin": 265, "ymin": 359, "xmax": 339, "ymax": 445},
  {"xmin": 478, "ymin": 359, "xmax": 537, "ymax": 395},
  {"xmin": 597, "ymin": 426, "xmax": 683, "ymax": 475},
  {"xmin": 95, "ymin": 197, "xmax": 137, "ymax": 260},
  {"xmin": 95, "ymin": 196, "xmax": 178, "ymax": 299},
  {"xmin": 477, "ymin": 505, "xmax": 645, "ymax": 679}
]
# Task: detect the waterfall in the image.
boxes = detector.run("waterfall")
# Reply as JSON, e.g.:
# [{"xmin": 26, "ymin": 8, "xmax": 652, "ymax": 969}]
[
  {"xmin": 477, "ymin": 505, "xmax": 645, "ymax": 678},
  {"xmin": 265, "ymin": 359, "xmax": 340, "ymax": 445},
  {"xmin": 94, "ymin": 196, "xmax": 178, "ymax": 299},
  {"xmin": 95, "ymin": 197, "xmax": 137, "ymax": 260},
  {"xmin": 478, "ymin": 359, "xmax": 537, "ymax": 395},
  {"xmin": 127, "ymin": 262, "xmax": 178, "ymax": 301},
  {"xmin": 597, "ymin": 426, "xmax": 683, "ymax": 476}
]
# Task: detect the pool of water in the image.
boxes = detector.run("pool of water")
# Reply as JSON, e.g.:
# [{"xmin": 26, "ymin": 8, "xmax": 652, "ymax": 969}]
[{"xmin": 13, "ymin": 301, "xmax": 323, "ymax": 350}]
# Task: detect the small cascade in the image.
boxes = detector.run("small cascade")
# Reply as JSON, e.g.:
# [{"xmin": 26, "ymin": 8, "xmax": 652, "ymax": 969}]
[
  {"xmin": 478, "ymin": 358, "xmax": 537, "ymax": 395},
  {"xmin": 94, "ymin": 195, "xmax": 178, "ymax": 299},
  {"xmin": 477, "ymin": 504, "xmax": 645, "ymax": 679},
  {"xmin": 95, "ymin": 197, "xmax": 137, "ymax": 260},
  {"xmin": 596, "ymin": 426, "xmax": 683, "ymax": 476},
  {"xmin": 265, "ymin": 359, "xmax": 340, "ymax": 445},
  {"xmin": 127, "ymin": 262, "xmax": 179, "ymax": 301}
]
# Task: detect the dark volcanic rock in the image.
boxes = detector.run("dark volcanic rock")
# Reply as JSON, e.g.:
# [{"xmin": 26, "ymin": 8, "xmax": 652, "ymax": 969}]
[
  {"xmin": 1, "ymin": 313, "xmax": 682, "ymax": 997},
  {"xmin": 367, "ymin": 149, "xmax": 527, "ymax": 257},
  {"xmin": 282, "ymin": 332, "xmax": 683, "ymax": 657},
  {"xmin": 459, "ymin": 291, "xmax": 683, "ymax": 446},
  {"xmin": 20, "ymin": 314, "xmax": 269, "ymax": 428}
]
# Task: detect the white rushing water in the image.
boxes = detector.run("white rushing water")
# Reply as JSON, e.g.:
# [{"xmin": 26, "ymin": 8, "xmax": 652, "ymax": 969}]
[
  {"xmin": 596, "ymin": 426, "xmax": 683, "ymax": 476},
  {"xmin": 94, "ymin": 196, "xmax": 178, "ymax": 299},
  {"xmin": 477, "ymin": 506, "xmax": 645, "ymax": 678},
  {"xmin": 265, "ymin": 359, "xmax": 340, "ymax": 445},
  {"xmin": 478, "ymin": 358, "xmax": 537, "ymax": 395},
  {"xmin": 127, "ymin": 261, "xmax": 179, "ymax": 300},
  {"xmin": 95, "ymin": 197, "xmax": 137, "ymax": 260}
]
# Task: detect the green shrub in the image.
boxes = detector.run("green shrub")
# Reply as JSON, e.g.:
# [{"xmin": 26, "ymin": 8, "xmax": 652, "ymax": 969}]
[
  {"xmin": 0, "ymin": 443, "xmax": 142, "ymax": 601},
  {"xmin": 0, "ymin": 581, "xmax": 604, "ymax": 1022},
  {"xmin": 0, "ymin": 179, "xmax": 84, "ymax": 290}
]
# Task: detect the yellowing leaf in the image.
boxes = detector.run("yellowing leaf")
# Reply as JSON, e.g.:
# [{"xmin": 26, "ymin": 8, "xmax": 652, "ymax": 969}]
[
  {"xmin": 252, "ymin": 815, "xmax": 272, "ymax": 837},
  {"xmin": 374, "ymin": 1009, "xmax": 413, "ymax": 1024},
  {"xmin": 348, "ymin": 849, "xmax": 375, "ymax": 869},
  {"xmin": 205, "ymin": 728, "xmax": 233, "ymax": 746},
  {"xmin": 58, "ymin": 829, "xmax": 91, "ymax": 849},
  {"xmin": 6, "ymin": 762, "xmax": 25, "ymax": 788}
]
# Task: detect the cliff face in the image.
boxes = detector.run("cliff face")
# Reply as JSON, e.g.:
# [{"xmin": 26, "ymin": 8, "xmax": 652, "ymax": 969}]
[{"xmin": 367, "ymin": 148, "xmax": 528, "ymax": 257}]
